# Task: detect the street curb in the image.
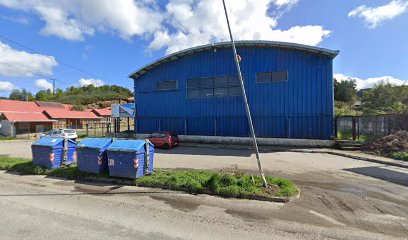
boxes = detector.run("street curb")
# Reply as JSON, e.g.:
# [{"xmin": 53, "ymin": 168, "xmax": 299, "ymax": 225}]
[{"xmin": 291, "ymin": 150, "xmax": 408, "ymax": 169}]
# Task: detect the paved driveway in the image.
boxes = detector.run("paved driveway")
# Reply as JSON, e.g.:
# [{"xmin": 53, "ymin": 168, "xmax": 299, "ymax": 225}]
[{"xmin": 0, "ymin": 140, "xmax": 407, "ymax": 239}]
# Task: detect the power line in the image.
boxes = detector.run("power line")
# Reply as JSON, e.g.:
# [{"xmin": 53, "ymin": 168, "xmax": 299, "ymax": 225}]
[
  {"xmin": 0, "ymin": 33, "xmax": 115, "ymax": 84},
  {"xmin": 153, "ymin": 1, "xmax": 212, "ymax": 46}
]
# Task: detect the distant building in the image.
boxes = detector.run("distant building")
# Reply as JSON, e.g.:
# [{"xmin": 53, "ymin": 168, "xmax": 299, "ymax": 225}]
[
  {"xmin": 0, "ymin": 100, "xmax": 102, "ymax": 137},
  {"xmin": 129, "ymin": 41, "xmax": 339, "ymax": 139}
]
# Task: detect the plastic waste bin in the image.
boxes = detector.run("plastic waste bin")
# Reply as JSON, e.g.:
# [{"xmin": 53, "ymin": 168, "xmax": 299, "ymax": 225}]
[
  {"xmin": 106, "ymin": 139, "xmax": 154, "ymax": 179},
  {"xmin": 32, "ymin": 137, "xmax": 77, "ymax": 169},
  {"xmin": 77, "ymin": 138, "xmax": 112, "ymax": 174}
]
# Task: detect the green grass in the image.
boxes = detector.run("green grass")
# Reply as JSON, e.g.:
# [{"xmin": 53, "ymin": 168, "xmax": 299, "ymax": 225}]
[
  {"xmin": 135, "ymin": 170, "xmax": 298, "ymax": 198},
  {"xmin": 0, "ymin": 136, "xmax": 16, "ymax": 141},
  {"xmin": 336, "ymin": 130, "xmax": 384, "ymax": 142},
  {"xmin": 0, "ymin": 157, "xmax": 298, "ymax": 199},
  {"xmin": 388, "ymin": 151, "xmax": 408, "ymax": 161}
]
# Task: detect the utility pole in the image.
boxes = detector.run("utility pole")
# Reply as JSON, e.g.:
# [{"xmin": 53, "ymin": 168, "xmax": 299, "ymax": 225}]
[
  {"xmin": 51, "ymin": 79, "xmax": 56, "ymax": 94},
  {"xmin": 221, "ymin": 0, "xmax": 268, "ymax": 187}
]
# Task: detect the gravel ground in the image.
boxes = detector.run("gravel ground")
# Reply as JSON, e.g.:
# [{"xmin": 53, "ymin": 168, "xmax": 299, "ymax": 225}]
[{"xmin": 0, "ymin": 141, "xmax": 407, "ymax": 239}]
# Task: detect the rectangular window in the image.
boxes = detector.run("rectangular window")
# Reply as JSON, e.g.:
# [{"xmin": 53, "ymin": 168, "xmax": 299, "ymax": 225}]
[
  {"xmin": 187, "ymin": 75, "xmax": 242, "ymax": 98},
  {"xmin": 271, "ymin": 71, "xmax": 288, "ymax": 82},
  {"xmin": 256, "ymin": 71, "xmax": 288, "ymax": 83},
  {"xmin": 157, "ymin": 80, "xmax": 177, "ymax": 91}
]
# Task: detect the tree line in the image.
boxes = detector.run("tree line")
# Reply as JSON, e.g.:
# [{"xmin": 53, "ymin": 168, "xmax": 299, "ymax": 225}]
[
  {"xmin": 334, "ymin": 79, "xmax": 408, "ymax": 116},
  {"xmin": 8, "ymin": 85, "xmax": 133, "ymax": 108}
]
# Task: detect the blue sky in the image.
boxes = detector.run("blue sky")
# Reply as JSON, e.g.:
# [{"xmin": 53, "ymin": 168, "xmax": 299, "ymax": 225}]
[{"xmin": 0, "ymin": 0, "xmax": 407, "ymax": 97}]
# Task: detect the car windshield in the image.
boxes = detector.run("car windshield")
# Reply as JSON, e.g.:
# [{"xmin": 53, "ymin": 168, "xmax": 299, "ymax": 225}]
[{"xmin": 63, "ymin": 129, "xmax": 76, "ymax": 133}]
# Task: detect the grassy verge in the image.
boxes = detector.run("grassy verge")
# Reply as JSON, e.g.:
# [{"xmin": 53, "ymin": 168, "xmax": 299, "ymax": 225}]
[
  {"xmin": 388, "ymin": 151, "xmax": 408, "ymax": 161},
  {"xmin": 0, "ymin": 136, "xmax": 16, "ymax": 141},
  {"xmin": 135, "ymin": 170, "xmax": 298, "ymax": 198},
  {"xmin": 0, "ymin": 157, "xmax": 298, "ymax": 199}
]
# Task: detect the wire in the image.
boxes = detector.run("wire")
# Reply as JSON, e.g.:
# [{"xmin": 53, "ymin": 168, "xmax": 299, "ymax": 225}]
[
  {"xmin": 153, "ymin": 1, "xmax": 212, "ymax": 46},
  {"xmin": 0, "ymin": 33, "xmax": 116, "ymax": 84}
]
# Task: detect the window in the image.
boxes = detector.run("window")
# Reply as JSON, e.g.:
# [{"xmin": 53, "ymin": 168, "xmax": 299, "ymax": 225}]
[
  {"xmin": 187, "ymin": 75, "xmax": 242, "ymax": 98},
  {"xmin": 256, "ymin": 71, "xmax": 288, "ymax": 83},
  {"xmin": 157, "ymin": 80, "xmax": 177, "ymax": 91}
]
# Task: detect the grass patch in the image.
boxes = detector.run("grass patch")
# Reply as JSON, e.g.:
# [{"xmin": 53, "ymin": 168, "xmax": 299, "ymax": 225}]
[
  {"xmin": 0, "ymin": 157, "xmax": 298, "ymax": 200},
  {"xmin": 135, "ymin": 170, "xmax": 298, "ymax": 198},
  {"xmin": 388, "ymin": 151, "xmax": 408, "ymax": 161},
  {"xmin": 0, "ymin": 136, "xmax": 16, "ymax": 141}
]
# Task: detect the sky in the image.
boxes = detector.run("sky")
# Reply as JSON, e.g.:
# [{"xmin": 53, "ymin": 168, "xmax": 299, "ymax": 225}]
[{"xmin": 0, "ymin": 0, "xmax": 407, "ymax": 97}]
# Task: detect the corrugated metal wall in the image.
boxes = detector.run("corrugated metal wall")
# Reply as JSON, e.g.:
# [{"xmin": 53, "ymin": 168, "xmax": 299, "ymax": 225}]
[{"xmin": 134, "ymin": 45, "xmax": 334, "ymax": 139}]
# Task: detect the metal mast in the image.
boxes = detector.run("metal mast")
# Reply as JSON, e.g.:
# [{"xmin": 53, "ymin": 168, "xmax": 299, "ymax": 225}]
[{"xmin": 221, "ymin": 0, "xmax": 268, "ymax": 187}]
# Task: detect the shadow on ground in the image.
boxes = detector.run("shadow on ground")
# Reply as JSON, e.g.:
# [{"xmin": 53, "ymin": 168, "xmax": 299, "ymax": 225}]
[{"xmin": 344, "ymin": 166, "xmax": 408, "ymax": 187}]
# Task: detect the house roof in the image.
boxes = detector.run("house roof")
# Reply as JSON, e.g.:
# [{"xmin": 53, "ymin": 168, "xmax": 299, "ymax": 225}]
[
  {"xmin": 43, "ymin": 109, "xmax": 102, "ymax": 119},
  {"xmin": 1, "ymin": 112, "xmax": 55, "ymax": 123},
  {"xmin": 129, "ymin": 40, "xmax": 340, "ymax": 79},
  {"xmin": 92, "ymin": 108, "xmax": 111, "ymax": 117},
  {"xmin": 0, "ymin": 100, "xmax": 43, "ymax": 112},
  {"xmin": 35, "ymin": 101, "xmax": 65, "ymax": 108}
]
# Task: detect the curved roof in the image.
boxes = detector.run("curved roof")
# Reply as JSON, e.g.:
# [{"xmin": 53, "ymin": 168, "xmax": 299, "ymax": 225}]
[{"xmin": 129, "ymin": 40, "xmax": 339, "ymax": 79}]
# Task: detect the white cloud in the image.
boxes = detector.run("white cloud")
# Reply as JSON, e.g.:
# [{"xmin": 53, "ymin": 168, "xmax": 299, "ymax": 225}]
[
  {"xmin": 0, "ymin": 0, "xmax": 163, "ymax": 41},
  {"xmin": 0, "ymin": 81, "xmax": 15, "ymax": 92},
  {"xmin": 334, "ymin": 73, "xmax": 407, "ymax": 90},
  {"xmin": 78, "ymin": 78, "xmax": 105, "ymax": 87},
  {"xmin": 0, "ymin": 0, "xmax": 331, "ymax": 54},
  {"xmin": 0, "ymin": 41, "xmax": 58, "ymax": 77},
  {"xmin": 35, "ymin": 79, "xmax": 53, "ymax": 90},
  {"xmin": 151, "ymin": 0, "xmax": 330, "ymax": 54},
  {"xmin": 348, "ymin": 0, "xmax": 408, "ymax": 28}
]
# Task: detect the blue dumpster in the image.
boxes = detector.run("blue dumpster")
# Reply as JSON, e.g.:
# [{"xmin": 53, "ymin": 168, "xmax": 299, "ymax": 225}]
[
  {"xmin": 106, "ymin": 140, "xmax": 154, "ymax": 179},
  {"xmin": 32, "ymin": 137, "xmax": 77, "ymax": 169},
  {"xmin": 77, "ymin": 138, "xmax": 112, "ymax": 174}
]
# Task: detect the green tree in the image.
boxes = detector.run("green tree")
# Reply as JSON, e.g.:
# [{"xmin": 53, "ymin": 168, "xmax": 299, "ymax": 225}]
[
  {"xmin": 9, "ymin": 89, "xmax": 22, "ymax": 100},
  {"xmin": 334, "ymin": 79, "xmax": 357, "ymax": 103},
  {"xmin": 35, "ymin": 90, "xmax": 49, "ymax": 101},
  {"xmin": 362, "ymin": 82, "xmax": 408, "ymax": 114}
]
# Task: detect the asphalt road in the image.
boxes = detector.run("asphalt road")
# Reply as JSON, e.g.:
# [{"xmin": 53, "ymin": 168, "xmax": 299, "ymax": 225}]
[{"xmin": 0, "ymin": 141, "xmax": 408, "ymax": 239}]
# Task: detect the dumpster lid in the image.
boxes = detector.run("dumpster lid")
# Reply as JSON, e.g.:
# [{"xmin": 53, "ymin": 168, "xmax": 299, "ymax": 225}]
[
  {"xmin": 77, "ymin": 138, "xmax": 112, "ymax": 149},
  {"xmin": 107, "ymin": 139, "xmax": 153, "ymax": 152},
  {"xmin": 32, "ymin": 137, "xmax": 76, "ymax": 147}
]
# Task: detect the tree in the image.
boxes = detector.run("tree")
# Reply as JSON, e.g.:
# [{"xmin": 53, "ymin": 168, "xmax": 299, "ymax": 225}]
[
  {"xmin": 9, "ymin": 89, "xmax": 22, "ymax": 100},
  {"xmin": 362, "ymin": 82, "xmax": 408, "ymax": 114},
  {"xmin": 35, "ymin": 90, "xmax": 49, "ymax": 101},
  {"xmin": 334, "ymin": 78, "xmax": 357, "ymax": 103}
]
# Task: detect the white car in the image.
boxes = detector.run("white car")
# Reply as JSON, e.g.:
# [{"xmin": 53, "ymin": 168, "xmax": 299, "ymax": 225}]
[{"xmin": 42, "ymin": 129, "xmax": 78, "ymax": 141}]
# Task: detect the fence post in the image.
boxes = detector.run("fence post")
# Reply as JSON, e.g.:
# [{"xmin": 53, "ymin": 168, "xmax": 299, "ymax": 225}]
[
  {"xmin": 334, "ymin": 117, "xmax": 338, "ymax": 138},
  {"xmin": 287, "ymin": 116, "xmax": 291, "ymax": 139},
  {"xmin": 86, "ymin": 123, "xmax": 89, "ymax": 136},
  {"xmin": 214, "ymin": 117, "xmax": 217, "ymax": 136},
  {"xmin": 184, "ymin": 118, "xmax": 187, "ymax": 135},
  {"xmin": 352, "ymin": 117, "xmax": 357, "ymax": 141}
]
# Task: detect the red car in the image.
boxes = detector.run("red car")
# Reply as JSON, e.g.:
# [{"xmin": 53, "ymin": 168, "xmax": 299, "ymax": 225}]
[{"xmin": 147, "ymin": 131, "xmax": 179, "ymax": 149}]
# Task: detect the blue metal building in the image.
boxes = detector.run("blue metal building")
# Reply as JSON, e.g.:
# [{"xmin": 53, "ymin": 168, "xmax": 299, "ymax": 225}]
[{"xmin": 129, "ymin": 41, "xmax": 339, "ymax": 139}]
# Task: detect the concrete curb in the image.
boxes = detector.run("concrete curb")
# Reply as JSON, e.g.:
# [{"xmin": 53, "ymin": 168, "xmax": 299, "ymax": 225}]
[
  {"xmin": 291, "ymin": 149, "xmax": 408, "ymax": 169},
  {"xmin": 134, "ymin": 134, "xmax": 335, "ymax": 148}
]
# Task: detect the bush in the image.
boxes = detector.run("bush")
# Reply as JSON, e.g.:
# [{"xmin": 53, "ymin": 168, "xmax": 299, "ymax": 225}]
[{"xmin": 388, "ymin": 151, "xmax": 408, "ymax": 161}]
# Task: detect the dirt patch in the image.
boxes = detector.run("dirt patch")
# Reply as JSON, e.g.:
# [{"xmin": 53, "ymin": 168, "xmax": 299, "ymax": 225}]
[{"xmin": 362, "ymin": 131, "xmax": 408, "ymax": 154}]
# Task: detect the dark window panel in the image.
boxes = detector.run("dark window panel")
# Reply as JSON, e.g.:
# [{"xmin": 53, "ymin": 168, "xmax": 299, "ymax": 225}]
[
  {"xmin": 271, "ymin": 71, "xmax": 288, "ymax": 82},
  {"xmin": 256, "ymin": 72, "xmax": 271, "ymax": 83},
  {"xmin": 199, "ymin": 78, "xmax": 213, "ymax": 87},
  {"xmin": 200, "ymin": 88, "xmax": 213, "ymax": 97},
  {"xmin": 157, "ymin": 80, "xmax": 177, "ymax": 90},
  {"xmin": 214, "ymin": 87, "xmax": 228, "ymax": 96},
  {"xmin": 228, "ymin": 75, "xmax": 240, "ymax": 86},
  {"xmin": 187, "ymin": 79, "xmax": 200, "ymax": 88},
  {"xmin": 229, "ymin": 86, "xmax": 242, "ymax": 96},
  {"xmin": 214, "ymin": 76, "xmax": 228, "ymax": 86}
]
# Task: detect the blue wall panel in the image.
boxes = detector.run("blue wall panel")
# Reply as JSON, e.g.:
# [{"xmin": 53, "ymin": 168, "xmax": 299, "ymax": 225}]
[{"xmin": 133, "ymin": 45, "xmax": 335, "ymax": 139}]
